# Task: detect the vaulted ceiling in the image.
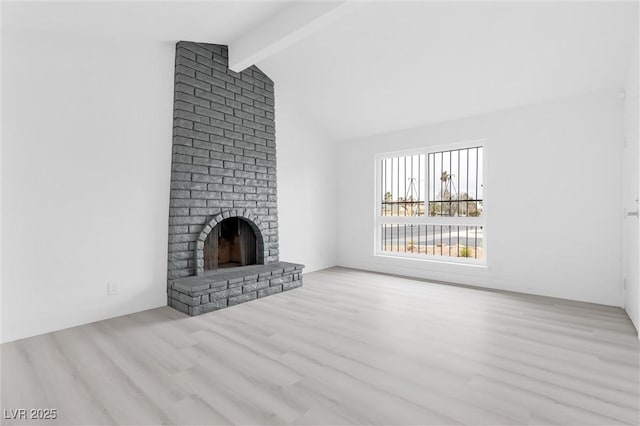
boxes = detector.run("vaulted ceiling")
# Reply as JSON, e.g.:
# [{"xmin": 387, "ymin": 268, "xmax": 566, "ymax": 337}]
[{"xmin": 4, "ymin": 1, "xmax": 637, "ymax": 141}]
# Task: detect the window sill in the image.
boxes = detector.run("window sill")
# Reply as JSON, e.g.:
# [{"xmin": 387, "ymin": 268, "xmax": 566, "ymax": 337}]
[{"xmin": 374, "ymin": 252, "xmax": 488, "ymax": 268}]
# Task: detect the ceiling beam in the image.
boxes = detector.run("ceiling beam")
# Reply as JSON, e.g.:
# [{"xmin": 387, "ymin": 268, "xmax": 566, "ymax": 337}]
[{"xmin": 228, "ymin": 1, "xmax": 357, "ymax": 73}]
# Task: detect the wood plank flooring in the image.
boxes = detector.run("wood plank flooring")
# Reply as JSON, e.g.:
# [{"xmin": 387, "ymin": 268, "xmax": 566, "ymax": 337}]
[{"xmin": 2, "ymin": 267, "xmax": 639, "ymax": 425}]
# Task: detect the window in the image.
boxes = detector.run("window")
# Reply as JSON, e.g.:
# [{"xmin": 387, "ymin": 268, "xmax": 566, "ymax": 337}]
[{"xmin": 375, "ymin": 141, "xmax": 485, "ymax": 264}]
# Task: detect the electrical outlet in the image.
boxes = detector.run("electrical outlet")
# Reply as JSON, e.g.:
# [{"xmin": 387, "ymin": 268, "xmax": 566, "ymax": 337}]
[{"xmin": 107, "ymin": 282, "xmax": 118, "ymax": 296}]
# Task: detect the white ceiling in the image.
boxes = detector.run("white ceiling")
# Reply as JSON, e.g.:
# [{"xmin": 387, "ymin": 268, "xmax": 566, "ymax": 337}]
[
  {"xmin": 259, "ymin": 1, "xmax": 638, "ymax": 140},
  {"xmin": 1, "ymin": 1, "xmax": 289, "ymax": 43},
  {"xmin": 3, "ymin": 1, "xmax": 638, "ymax": 141}
]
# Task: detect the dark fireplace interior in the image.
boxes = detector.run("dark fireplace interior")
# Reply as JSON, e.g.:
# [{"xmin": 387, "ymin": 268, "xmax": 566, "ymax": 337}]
[{"xmin": 204, "ymin": 217, "xmax": 257, "ymax": 271}]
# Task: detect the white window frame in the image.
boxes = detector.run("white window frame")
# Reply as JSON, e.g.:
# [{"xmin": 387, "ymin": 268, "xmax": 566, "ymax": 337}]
[{"xmin": 374, "ymin": 139, "xmax": 488, "ymax": 266}]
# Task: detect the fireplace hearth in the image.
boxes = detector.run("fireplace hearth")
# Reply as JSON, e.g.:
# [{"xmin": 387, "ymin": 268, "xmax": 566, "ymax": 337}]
[{"xmin": 166, "ymin": 41, "xmax": 304, "ymax": 316}]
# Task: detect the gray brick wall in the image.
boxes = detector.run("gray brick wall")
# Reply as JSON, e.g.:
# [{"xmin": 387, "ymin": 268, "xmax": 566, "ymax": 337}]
[{"xmin": 167, "ymin": 41, "xmax": 279, "ymax": 281}]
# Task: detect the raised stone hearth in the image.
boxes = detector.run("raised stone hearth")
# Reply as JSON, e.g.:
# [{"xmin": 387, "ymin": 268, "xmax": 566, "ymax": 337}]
[
  {"xmin": 169, "ymin": 262, "xmax": 303, "ymax": 315},
  {"xmin": 166, "ymin": 41, "xmax": 304, "ymax": 315}
]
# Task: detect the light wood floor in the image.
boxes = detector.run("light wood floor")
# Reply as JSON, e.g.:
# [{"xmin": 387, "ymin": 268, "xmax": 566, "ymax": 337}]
[{"xmin": 2, "ymin": 267, "xmax": 639, "ymax": 425}]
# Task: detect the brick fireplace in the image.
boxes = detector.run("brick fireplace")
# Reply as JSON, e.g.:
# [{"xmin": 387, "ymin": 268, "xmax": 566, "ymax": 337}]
[{"xmin": 166, "ymin": 41, "xmax": 303, "ymax": 316}]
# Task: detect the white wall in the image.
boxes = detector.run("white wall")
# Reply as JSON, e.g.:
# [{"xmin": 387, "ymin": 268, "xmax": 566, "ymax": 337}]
[
  {"xmin": 276, "ymin": 85, "xmax": 337, "ymax": 272},
  {"xmin": 0, "ymin": 5, "xmax": 5, "ymax": 346},
  {"xmin": 337, "ymin": 91, "xmax": 624, "ymax": 306},
  {"xmin": 1, "ymin": 28, "xmax": 337, "ymax": 343},
  {"xmin": 622, "ymin": 35, "xmax": 639, "ymax": 334},
  {"xmin": 1, "ymin": 29, "xmax": 176, "ymax": 343}
]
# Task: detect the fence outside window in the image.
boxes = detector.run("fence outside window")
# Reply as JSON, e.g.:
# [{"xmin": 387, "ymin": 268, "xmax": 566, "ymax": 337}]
[{"xmin": 376, "ymin": 142, "xmax": 485, "ymax": 263}]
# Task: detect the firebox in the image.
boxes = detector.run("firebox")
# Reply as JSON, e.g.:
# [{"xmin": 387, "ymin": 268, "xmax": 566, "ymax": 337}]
[{"xmin": 204, "ymin": 217, "xmax": 257, "ymax": 270}]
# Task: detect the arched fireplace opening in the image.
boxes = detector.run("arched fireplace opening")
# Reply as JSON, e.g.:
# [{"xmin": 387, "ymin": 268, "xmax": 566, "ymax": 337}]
[{"xmin": 204, "ymin": 217, "xmax": 257, "ymax": 270}]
